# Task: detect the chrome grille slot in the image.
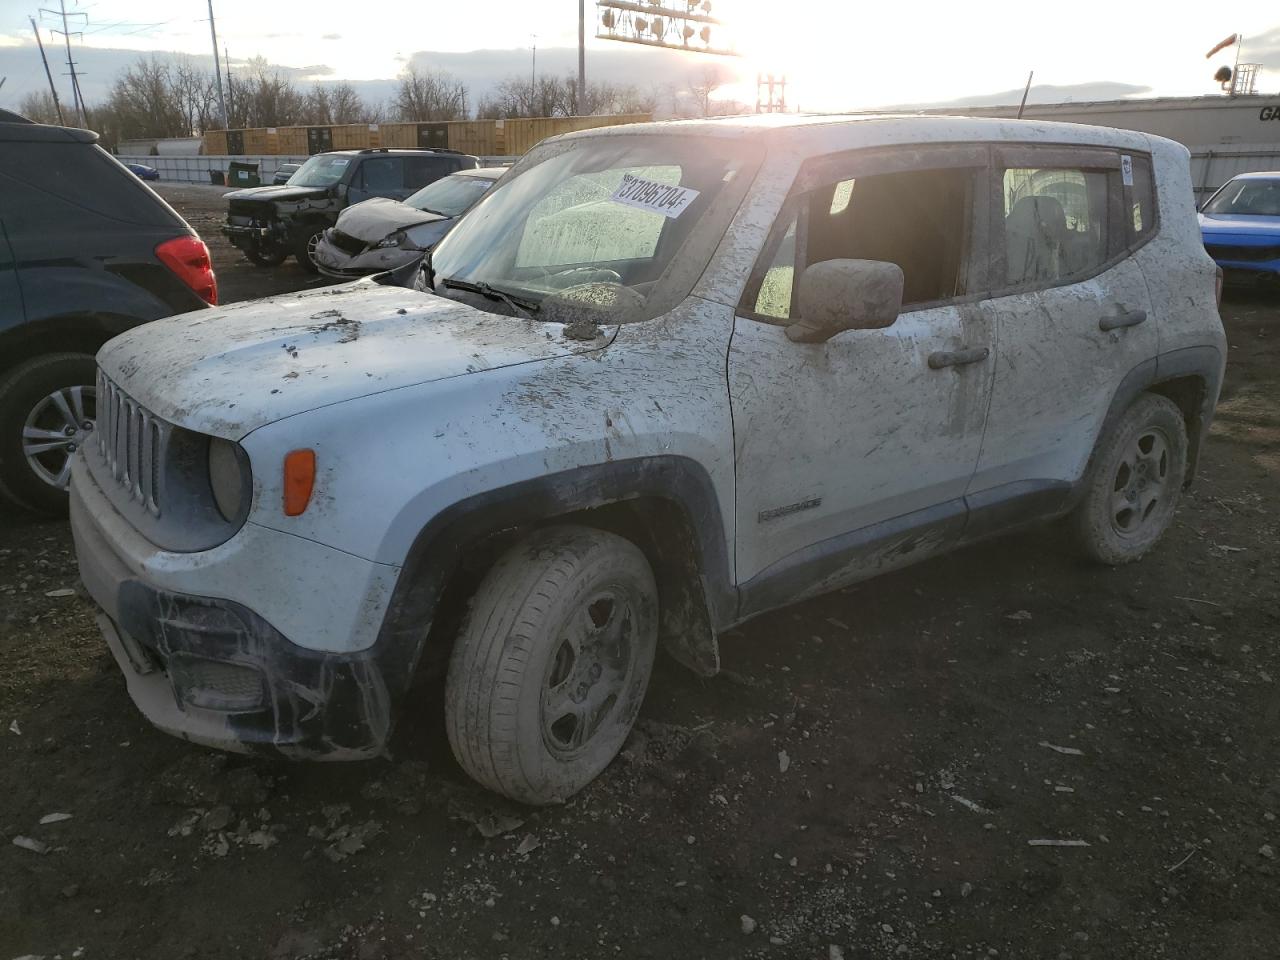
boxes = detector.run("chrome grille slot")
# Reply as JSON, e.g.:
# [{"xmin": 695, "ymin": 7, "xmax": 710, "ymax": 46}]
[{"xmin": 93, "ymin": 370, "xmax": 166, "ymax": 516}]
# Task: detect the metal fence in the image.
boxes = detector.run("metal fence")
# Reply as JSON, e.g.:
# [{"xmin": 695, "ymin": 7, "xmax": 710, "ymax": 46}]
[
  {"xmin": 116, "ymin": 155, "xmax": 515, "ymax": 185},
  {"xmin": 116, "ymin": 155, "xmax": 306, "ymax": 184},
  {"xmin": 1190, "ymin": 144, "xmax": 1280, "ymax": 200}
]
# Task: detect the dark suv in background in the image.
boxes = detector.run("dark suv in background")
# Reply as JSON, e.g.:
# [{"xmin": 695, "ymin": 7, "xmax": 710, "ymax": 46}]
[
  {"xmin": 223, "ymin": 147, "xmax": 478, "ymax": 271},
  {"xmin": 0, "ymin": 109, "xmax": 215, "ymax": 513}
]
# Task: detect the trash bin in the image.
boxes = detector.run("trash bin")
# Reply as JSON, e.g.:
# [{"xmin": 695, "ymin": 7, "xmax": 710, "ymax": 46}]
[
  {"xmin": 227, "ymin": 161, "xmax": 261, "ymax": 188},
  {"xmin": 208, "ymin": 169, "xmax": 225, "ymax": 186}
]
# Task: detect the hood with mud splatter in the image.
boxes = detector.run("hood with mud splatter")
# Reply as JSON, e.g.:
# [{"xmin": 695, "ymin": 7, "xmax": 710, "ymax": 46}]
[{"xmin": 97, "ymin": 281, "xmax": 607, "ymax": 439}]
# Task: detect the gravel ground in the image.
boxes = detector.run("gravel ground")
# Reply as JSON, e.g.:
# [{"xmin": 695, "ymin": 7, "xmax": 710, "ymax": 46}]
[{"xmin": 1, "ymin": 184, "xmax": 1278, "ymax": 960}]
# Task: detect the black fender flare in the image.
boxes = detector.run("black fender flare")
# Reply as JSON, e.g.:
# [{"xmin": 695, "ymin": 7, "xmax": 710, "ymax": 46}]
[
  {"xmin": 1073, "ymin": 345, "xmax": 1224, "ymax": 510},
  {"xmin": 373, "ymin": 456, "xmax": 737, "ymax": 697}
]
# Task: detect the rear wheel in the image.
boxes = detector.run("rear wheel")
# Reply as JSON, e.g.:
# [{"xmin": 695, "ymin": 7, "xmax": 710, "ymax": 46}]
[
  {"xmin": 0, "ymin": 353, "xmax": 97, "ymax": 514},
  {"xmin": 445, "ymin": 526, "xmax": 659, "ymax": 805},
  {"xmin": 1071, "ymin": 393, "xmax": 1187, "ymax": 565}
]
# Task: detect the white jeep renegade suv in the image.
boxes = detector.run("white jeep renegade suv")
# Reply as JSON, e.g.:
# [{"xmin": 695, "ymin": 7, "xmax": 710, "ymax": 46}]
[{"xmin": 71, "ymin": 115, "xmax": 1225, "ymax": 804}]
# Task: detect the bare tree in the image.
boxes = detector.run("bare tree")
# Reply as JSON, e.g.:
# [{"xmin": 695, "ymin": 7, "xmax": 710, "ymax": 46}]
[
  {"xmin": 18, "ymin": 90, "xmax": 62, "ymax": 125},
  {"xmin": 685, "ymin": 64, "xmax": 734, "ymax": 118},
  {"xmin": 228, "ymin": 56, "xmax": 307, "ymax": 128},
  {"xmin": 477, "ymin": 74, "xmax": 656, "ymax": 119},
  {"xmin": 394, "ymin": 67, "xmax": 468, "ymax": 121},
  {"xmin": 328, "ymin": 82, "xmax": 368, "ymax": 124}
]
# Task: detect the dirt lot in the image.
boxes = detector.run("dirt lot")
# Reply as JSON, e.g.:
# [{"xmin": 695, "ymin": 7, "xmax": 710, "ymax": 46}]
[{"xmin": 2, "ymin": 185, "xmax": 1278, "ymax": 960}]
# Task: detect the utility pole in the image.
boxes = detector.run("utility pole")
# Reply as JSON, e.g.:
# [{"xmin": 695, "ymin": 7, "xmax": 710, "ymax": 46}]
[
  {"xmin": 207, "ymin": 0, "xmax": 228, "ymax": 128},
  {"xmin": 29, "ymin": 16, "xmax": 65, "ymax": 124},
  {"xmin": 40, "ymin": 0, "xmax": 86, "ymax": 125},
  {"xmin": 577, "ymin": 0, "xmax": 586, "ymax": 115},
  {"xmin": 224, "ymin": 45, "xmax": 233, "ymax": 126},
  {"xmin": 530, "ymin": 35, "xmax": 536, "ymax": 116}
]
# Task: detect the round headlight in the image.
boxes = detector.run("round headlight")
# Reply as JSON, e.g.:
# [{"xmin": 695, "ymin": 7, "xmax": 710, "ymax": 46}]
[{"xmin": 208, "ymin": 438, "xmax": 249, "ymax": 522}]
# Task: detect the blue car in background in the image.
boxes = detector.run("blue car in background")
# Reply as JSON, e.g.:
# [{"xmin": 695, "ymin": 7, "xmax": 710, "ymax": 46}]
[
  {"xmin": 1199, "ymin": 171, "xmax": 1280, "ymax": 281},
  {"xmin": 124, "ymin": 162, "xmax": 160, "ymax": 181}
]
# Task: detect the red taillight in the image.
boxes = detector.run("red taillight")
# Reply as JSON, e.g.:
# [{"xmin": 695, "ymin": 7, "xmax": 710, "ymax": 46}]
[
  {"xmin": 155, "ymin": 235, "xmax": 218, "ymax": 305},
  {"xmin": 1214, "ymin": 266, "xmax": 1224, "ymax": 307}
]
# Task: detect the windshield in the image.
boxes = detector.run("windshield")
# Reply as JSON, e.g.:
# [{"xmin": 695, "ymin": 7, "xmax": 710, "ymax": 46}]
[
  {"xmin": 428, "ymin": 135, "xmax": 761, "ymax": 323},
  {"xmin": 287, "ymin": 154, "xmax": 352, "ymax": 188},
  {"xmin": 1203, "ymin": 178, "xmax": 1280, "ymax": 216},
  {"xmin": 407, "ymin": 174, "xmax": 498, "ymax": 217}
]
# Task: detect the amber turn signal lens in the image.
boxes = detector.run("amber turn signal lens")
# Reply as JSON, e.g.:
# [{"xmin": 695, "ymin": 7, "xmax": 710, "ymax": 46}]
[{"xmin": 283, "ymin": 449, "xmax": 316, "ymax": 516}]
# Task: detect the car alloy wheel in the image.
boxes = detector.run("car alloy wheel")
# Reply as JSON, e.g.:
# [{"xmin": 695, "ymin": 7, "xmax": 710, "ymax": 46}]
[
  {"xmin": 22, "ymin": 384, "xmax": 95, "ymax": 491},
  {"xmin": 1109, "ymin": 426, "xmax": 1171, "ymax": 537}
]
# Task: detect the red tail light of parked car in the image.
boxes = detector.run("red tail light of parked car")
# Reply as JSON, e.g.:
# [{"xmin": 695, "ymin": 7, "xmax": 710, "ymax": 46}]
[{"xmin": 155, "ymin": 235, "xmax": 218, "ymax": 305}]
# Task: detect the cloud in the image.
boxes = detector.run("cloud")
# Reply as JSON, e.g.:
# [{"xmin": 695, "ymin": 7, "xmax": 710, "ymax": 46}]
[
  {"xmin": 322, "ymin": 33, "xmax": 342, "ymax": 41},
  {"xmin": 1244, "ymin": 26, "xmax": 1280, "ymax": 70}
]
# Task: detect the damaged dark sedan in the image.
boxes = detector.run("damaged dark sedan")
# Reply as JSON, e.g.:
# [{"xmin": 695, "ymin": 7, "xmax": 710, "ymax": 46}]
[{"xmin": 313, "ymin": 166, "xmax": 504, "ymax": 279}]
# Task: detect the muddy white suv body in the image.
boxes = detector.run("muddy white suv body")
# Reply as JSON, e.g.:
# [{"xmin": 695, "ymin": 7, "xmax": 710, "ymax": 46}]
[{"xmin": 71, "ymin": 115, "xmax": 1224, "ymax": 802}]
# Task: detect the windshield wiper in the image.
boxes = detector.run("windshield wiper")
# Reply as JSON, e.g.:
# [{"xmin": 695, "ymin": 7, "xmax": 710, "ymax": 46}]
[{"xmin": 441, "ymin": 277, "xmax": 541, "ymax": 317}]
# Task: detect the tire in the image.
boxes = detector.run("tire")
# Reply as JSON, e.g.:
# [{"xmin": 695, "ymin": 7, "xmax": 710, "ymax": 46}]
[
  {"xmin": 0, "ymin": 353, "xmax": 97, "ymax": 514},
  {"xmin": 1070, "ymin": 393, "xmax": 1187, "ymax": 565},
  {"xmin": 246, "ymin": 244, "xmax": 288, "ymax": 267},
  {"xmin": 294, "ymin": 229, "xmax": 324, "ymax": 273},
  {"xmin": 446, "ymin": 525, "xmax": 659, "ymax": 805}
]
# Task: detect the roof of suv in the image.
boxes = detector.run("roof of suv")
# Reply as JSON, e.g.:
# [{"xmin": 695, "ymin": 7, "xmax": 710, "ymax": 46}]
[
  {"xmin": 0, "ymin": 114, "xmax": 99, "ymax": 144},
  {"xmin": 553, "ymin": 112, "xmax": 1160, "ymax": 155},
  {"xmin": 319, "ymin": 148, "xmax": 477, "ymax": 158}
]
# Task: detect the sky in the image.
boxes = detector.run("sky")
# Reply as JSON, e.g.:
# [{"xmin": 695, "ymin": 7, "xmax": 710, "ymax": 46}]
[{"xmin": 1, "ymin": 0, "xmax": 1278, "ymax": 114}]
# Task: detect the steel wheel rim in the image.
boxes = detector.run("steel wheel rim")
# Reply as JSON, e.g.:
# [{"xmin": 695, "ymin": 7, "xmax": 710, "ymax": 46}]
[
  {"xmin": 22, "ymin": 384, "xmax": 96, "ymax": 491},
  {"xmin": 540, "ymin": 587, "xmax": 637, "ymax": 759},
  {"xmin": 1109, "ymin": 425, "xmax": 1170, "ymax": 537}
]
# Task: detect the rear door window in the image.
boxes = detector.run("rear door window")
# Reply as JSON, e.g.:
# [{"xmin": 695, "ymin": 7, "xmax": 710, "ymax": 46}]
[
  {"xmin": 404, "ymin": 156, "xmax": 457, "ymax": 189},
  {"xmin": 1000, "ymin": 166, "xmax": 1110, "ymax": 284},
  {"xmin": 0, "ymin": 143, "xmax": 182, "ymax": 229}
]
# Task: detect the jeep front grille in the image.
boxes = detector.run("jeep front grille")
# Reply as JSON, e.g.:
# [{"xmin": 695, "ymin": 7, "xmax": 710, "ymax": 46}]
[{"xmin": 95, "ymin": 371, "xmax": 169, "ymax": 516}]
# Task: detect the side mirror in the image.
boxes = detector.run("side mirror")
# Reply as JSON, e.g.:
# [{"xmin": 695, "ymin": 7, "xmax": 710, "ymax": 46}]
[{"xmin": 785, "ymin": 259, "xmax": 904, "ymax": 344}]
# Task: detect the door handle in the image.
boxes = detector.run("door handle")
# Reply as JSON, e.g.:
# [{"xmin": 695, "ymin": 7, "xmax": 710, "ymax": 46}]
[
  {"xmin": 928, "ymin": 346, "xmax": 990, "ymax": 369},
  {"xmin": 1099, "ymin": 309, "xmax": 1147, "ymax": 332}
]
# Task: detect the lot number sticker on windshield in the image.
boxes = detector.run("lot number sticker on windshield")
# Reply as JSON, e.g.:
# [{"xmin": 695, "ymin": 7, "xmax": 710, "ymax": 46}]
[{"xmin": 610, "ymin": 174, "xmax": 700, "ymax": 219}]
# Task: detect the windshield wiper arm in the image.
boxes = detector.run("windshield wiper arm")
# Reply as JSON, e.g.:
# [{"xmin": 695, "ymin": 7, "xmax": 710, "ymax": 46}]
[{"xmin": 441, "ymin": 277, "xmax": 540, "ymax": 317}]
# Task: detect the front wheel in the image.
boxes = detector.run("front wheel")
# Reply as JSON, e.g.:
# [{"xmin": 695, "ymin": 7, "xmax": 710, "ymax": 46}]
[
  {"xmin": 1070, "ymin": 393, "xmax": 1187, "ymax": 565},
  {"xmin": 293, "ymin": 229, "xmax": 324, "ymax": 273},
  {"xmin": 445, "ymin": 526, "xmax": 659, "ymax": 805},
  {"xmin": 0, "ymin": 353, "xmax": 97, "ymax": 513},
  {"xmin": 246, "ymin": 243, "xmax": 288, "ymax": 267}
]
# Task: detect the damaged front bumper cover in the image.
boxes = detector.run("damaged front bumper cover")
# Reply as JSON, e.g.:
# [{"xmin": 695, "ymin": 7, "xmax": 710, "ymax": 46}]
[
  {"xmin": 222, "ymin": 222, "xmax": 282, "ymax": 250},
  {"xmin": 313, "ymin": 241, "xmax": 423, "ymax": 281},
  {"xmin": 70, "ymin": 473, "xmax": 413, "ymax": 761}
]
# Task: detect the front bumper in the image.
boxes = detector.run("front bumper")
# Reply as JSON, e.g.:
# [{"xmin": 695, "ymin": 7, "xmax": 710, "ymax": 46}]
[
  {"xmin": 313, "ymin": 239, "xmax": 421, "ymax": 280},
  {"xmin": 222, "ymin": 223, "xmax": 279, "ymax": 249},
  {"xmin": 70, "ymin": 466, "xmax": 413, "ymax": 760}
]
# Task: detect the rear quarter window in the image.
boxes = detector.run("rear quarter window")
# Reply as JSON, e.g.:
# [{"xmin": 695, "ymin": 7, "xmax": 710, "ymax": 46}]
[
  {"xmin": 0, "ymin": 143, "xmax": 184, "ymax": 228},
  {"xmin": 1125, "ymin": 154, "xmax": 1157, "ymax": 245}
]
